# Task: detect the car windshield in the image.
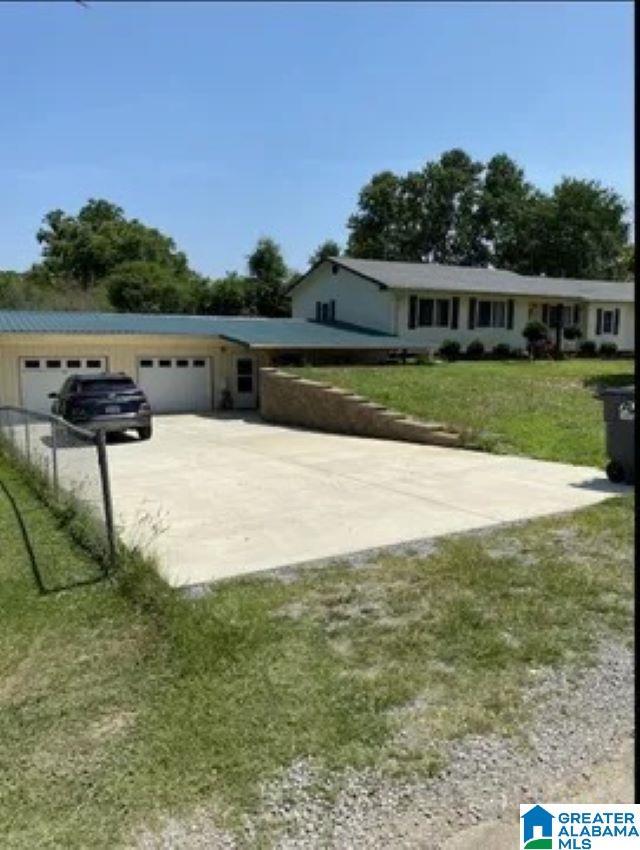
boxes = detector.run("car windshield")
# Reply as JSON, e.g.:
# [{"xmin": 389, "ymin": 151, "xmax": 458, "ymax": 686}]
[{"xmin": 80, "ymin": 378, "xmax": 136, "ymax": 394}]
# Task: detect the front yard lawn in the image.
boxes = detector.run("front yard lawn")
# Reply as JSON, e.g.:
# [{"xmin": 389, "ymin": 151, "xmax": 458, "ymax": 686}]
[
  {"xmin": 0, "ymin": 450, "xmax": 633, "ymax": 848},
  {"xmin": 291, "ymin": 359, "xmax": 634, "ymax": 467}
]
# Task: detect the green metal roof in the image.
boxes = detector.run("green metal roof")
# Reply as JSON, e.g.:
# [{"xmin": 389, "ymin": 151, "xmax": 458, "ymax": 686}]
[{"xmin": 0, "ymin": 310, "xmax": 419, "ymax": 350}]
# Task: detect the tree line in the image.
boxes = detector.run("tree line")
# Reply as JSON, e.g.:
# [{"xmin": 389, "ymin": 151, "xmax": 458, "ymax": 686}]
[
  {"xmin": 0, "ymin": 149, "xmax": 633, "ymax": 316},
  {"xmin": 346, "ymin": 149, "xmax": 633, "ymax": 281}
]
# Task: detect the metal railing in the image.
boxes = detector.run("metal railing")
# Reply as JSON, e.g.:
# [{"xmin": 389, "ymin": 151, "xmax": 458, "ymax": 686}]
[{"xmin": 0, "ymin": 406, "xmax": 116, "ymax": 566}]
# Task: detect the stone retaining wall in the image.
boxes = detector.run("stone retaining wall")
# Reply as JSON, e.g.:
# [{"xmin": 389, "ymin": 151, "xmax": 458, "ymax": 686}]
[{"xmin": 259, "ymin": 368, "xmax": 462, "ymax": 447}]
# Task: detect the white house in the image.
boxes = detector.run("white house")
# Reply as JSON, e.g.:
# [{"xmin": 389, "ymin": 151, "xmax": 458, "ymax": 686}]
[
  {"xmin": 290, "ymin": 257, "xmax": 635, "ymax": 353},
  {"xmin": 0, "ymin": 259, "xmax": 634, "ymax": 416}
]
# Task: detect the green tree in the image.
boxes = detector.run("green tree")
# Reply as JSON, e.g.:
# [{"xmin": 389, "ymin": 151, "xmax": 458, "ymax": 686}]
[
  {"xmin": 308, "ymin": 239, "xmax": 342, "ymax": 266},
  {"xmin": 200, "ymin": 273, "xmax": 253, "ymax": 315},
  {"xmin": 346, "ymin": 152, "xmax": 631, "ymax": 280},
  {"xmin": 419, "ymin": 149, "xmax": 487, "ymax": 265},
  {"xmin": 106, "ymin": 261, "xmax": 188, "ymax": 313},
  {"xmin": 36, "ymin": 198, "xmax": 189, "ymax": 290},
  {"xmin": 616, "ymin": 243, "xmax": 634, "ymax": 281},
  {"xmin": 247, "ymin": 238, "xmax": 290, "ymax": 316},
  {"xmin": 477, "ymin": 154, "xmax": 536, "ymax": 269},
  {"xmin": 347, "ymin": 151, "xmax": 487, "ymax": 265},
  {"xmin": 530, "ymin": 179, "xmax": 629, "ymax": 279},
  {"xmin": 346, "ymin": 171, "xmax": 406, "ymax": 260}
]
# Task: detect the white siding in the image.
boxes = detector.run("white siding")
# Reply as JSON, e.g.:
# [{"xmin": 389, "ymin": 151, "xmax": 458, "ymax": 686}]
[{"xmin": 291, "ymin": 262, "xmax": 395, "ymax": 332}]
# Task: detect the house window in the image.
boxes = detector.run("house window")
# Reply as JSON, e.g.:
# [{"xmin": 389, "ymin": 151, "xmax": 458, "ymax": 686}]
[
  {"xmin": 603, "ymin": 310, "xmax": 613, "ymax": 334},
  {"xmin": 435, "ymin": 299, "xmax": 450, "ymax": 327},
  {"xmin": 315, "ymin": 300, "xmax": 335, "ymax": 322},
  {"xmin": 417, "ymin": 297, "xmax": 449, "ymax": 327},
  {"xmin": 492, "ymin": 302, "xmax": 506, "ymax": 328},
  {"xmin": 477, "ymin": 300, "xmax": 506, "ymax": 328},
  {"xmin": 477, "ymin": 301, "xmax": 492, "ymax": 327},
  {"xmin": 418, "ymin": 298, "xmax": 433, "ymax": 326}
]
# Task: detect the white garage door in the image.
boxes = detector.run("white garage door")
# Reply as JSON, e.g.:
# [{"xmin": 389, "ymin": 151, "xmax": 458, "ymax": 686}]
[
  {"xmin": 20, "ymin": 357, "xmax": 108, "ymax": 415},
  {"xmin": 136, "ymin": 357, "xmax": 212, "ymax": 413}
]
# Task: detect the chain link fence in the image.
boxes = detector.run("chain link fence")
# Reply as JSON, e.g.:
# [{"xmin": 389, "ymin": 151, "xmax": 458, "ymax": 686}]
[{"xmin": 0, "ymin": 406, "xmax": 116, "ymax": 568}]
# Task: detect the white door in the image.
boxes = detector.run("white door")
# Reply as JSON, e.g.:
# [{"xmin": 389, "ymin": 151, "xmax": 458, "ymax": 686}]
[
  {"xmin": 234, "ymin": 355, "xmax": 257, "ymax": 409},
  {"xmin": 20, "ymin": 356, "xmax": 107, "ymax": 415},
  {"xmin": 136, "ymin": 357, "xmax": 212, "ymax": 413}
]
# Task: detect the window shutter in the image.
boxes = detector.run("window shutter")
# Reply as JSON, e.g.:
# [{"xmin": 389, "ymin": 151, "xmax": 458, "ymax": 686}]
[
  {"xmin": 573, "ymin": 305, "xmax": 580, "ymax": 324},
  {"xmin": 408, "ymin": 295, "xmax": 417, "ymax": 329},
  {"xmin": 542, "ymin": 304, "xmax": 549, "ymax": 325},
  {"xmin": 315, "ymin": 302, "xmax": 321, "ymax": 321},
  {"xmin": 507, "ymin": 299, "xmax": 514, "ymax": 330},
  {"xmin": 596, "ymin": 308, "xmax": 602, "ymax": 335},
  {"xmin": 614, "ymin": 308, "xmax": 620, "ymax": 335},
  {"xmin": 330, "ymin": 300, "xmax": 336, "ymax": 321},
  {"xmin": 468, "ymin": 297, "xmax": 476, "ymax": 330},
  {"xmin": 451, "ymin": 297, "xmax": 459, "ymax": 329}
]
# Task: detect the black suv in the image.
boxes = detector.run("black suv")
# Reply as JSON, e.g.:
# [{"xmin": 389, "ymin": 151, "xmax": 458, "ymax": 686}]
[{"xmin": 50, "ymin": 372, "xmax": 153, "ymax": 440}]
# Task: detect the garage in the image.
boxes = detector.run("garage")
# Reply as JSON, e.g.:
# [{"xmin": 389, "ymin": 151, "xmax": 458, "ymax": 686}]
[
  {"xmin": 19, "ymin": 356, "xmax": 107, "ymax": 415},
  {"xmin": 136, "ymin": 356, "xmax": 212, "ymax": 413}
]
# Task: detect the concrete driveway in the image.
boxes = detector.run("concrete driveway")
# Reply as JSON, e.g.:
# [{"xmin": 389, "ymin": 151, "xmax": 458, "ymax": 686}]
[{"xmin": 106, "ymin": 414, "xmax": 624, "ymax": 587}]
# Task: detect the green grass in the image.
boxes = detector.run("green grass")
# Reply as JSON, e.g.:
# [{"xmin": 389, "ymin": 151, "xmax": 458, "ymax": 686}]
[
  {"xmin": 0, "ymin": 450, "xmax": 633, "ymax": 848},
  {"xmin": 291, "ymin": 358, "xmax": 634, "ymax": 467}
]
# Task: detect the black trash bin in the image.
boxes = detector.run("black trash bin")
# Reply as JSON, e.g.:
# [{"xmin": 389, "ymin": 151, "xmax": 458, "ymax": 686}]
[{"xmin": 596, "ymin": 385, "xmax": 635, "ymax": 484}]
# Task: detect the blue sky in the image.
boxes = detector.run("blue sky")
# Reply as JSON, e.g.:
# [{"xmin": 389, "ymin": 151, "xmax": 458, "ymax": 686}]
[{"xmin": 0, "ymin": 1, "xmax": 633, "ymax": 278}]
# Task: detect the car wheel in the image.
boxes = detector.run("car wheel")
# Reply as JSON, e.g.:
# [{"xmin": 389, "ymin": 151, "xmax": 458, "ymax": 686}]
[
  {"xmin": 137, "ymin": 425, "xmax": 152, "ymax": 441},
  {"xmin": 605, "ymin": 460, "xmax": 626, "ymax": 483}
]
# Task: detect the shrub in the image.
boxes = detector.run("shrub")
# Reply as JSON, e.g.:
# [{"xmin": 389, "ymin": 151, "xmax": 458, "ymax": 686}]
[
  {"xmin": 438, "ymin": 339, "xmax": 461, "ymax": 361},
  {"xmin": 522, "ymin": 321, "xmax": 549, "ymax": 359},
  {"xmin": 599, "ymin": 342, "xmax": 618, "ymax": 358},
  {"xmin": 578, "ymin": 340, "xmax": 597, "ymax": 357},
  {"xmin": 466, "ymin": 339, "xmax": 485, "ymax": 360},
  {"xmin": 492, "ymin": 343, "xmax": 512, "ymax": 359},
  {"xmin": 522, "ymin": 320, "xmax": 548, "ymax": 345},
  {"xmin": 563, "ymin": 324, "xmax": 582, "ymax": 341}
]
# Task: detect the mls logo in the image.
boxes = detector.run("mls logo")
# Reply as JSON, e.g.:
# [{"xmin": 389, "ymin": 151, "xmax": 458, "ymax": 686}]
[{"xmin": 521, "ymin": 804, "xmax": 554, "ymax": 849}]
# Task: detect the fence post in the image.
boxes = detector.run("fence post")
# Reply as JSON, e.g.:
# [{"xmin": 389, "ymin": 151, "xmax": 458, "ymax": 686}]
[
  {"xmin": 96, "ymin": 429, "xmax": 116, "ymax": 570},
  {"xmin": 50, "ymin": 420, "xmax": 59, "ymax": 497}
]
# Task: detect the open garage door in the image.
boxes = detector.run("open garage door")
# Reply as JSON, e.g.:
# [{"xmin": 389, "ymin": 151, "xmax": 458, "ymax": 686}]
[
  {"xmin": 136, "ymin": 357, "xmax": 212, "ymax": 413},
  {"xmin": 20, "ymin": 357, "xmax": 107, "ymax": 415}
]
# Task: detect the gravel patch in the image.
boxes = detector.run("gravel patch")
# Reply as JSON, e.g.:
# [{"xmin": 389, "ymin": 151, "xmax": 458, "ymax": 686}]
[
  {"xmin": 131, "ymin": 640, "xmax": 632, "ymax": 849},
  {"xmin": 257, "ymin": 640, "xmax": 633, "ymax": 849}
]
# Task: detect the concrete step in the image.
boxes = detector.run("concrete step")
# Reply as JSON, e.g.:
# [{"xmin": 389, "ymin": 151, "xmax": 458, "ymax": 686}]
[
  {"xmin": 396, "ymin": 418, "xmax": 455, "ymax": 433},
  {"xmin": 417, "ymin": 431, "xmax": 463, "ymax": 447}
]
